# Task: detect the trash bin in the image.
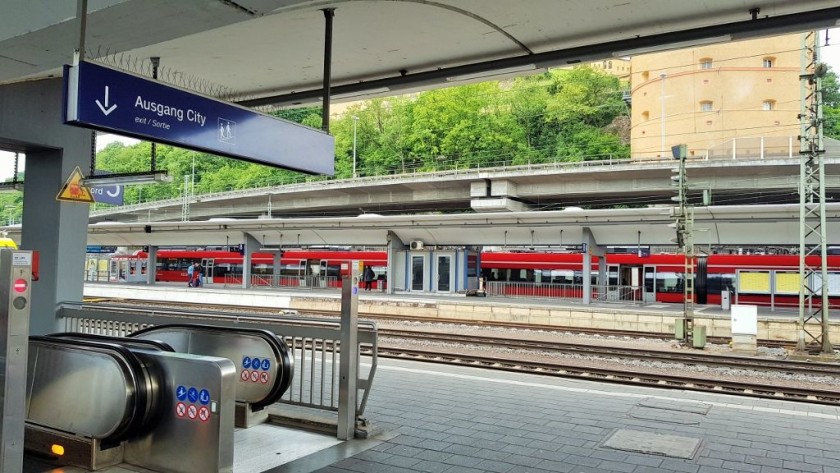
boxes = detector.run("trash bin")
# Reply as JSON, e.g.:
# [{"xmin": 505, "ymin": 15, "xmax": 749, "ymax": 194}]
[
  {"xmin": 721, "ymin": 290, "xmax": 731, "ymax": 310},
  {"xmin": 379, "ymin": 277, "xmax": 387, "ymax": 292},
  {"xmin": 692, "ymin": 326, "xmax": 707, "ymax": 348}
]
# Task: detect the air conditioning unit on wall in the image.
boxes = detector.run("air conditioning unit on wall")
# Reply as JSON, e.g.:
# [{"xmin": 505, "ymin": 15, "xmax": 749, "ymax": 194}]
[{"xmin": 410, "ymin": 240, "xmax": 424, "ymax": 250}]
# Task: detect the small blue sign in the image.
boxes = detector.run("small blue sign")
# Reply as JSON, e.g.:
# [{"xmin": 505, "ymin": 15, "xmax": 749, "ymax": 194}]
[
  {"xmin": 261, "ymin": 358, "xmax": 271, "ymax": 371},
  {"xmin": 251, "ymin": 357, "xmax": 261, "ymax": 370},
  {"xmin": 64, "ymin": 61, "xmax": 334, "ymax": 175},
  {"xmin": 187, "ymin": 387, "xmax": 199, "ymax": 403},
  {"xmin": 242, "ymin": 356, "xmax": 252, "ymax": 369},
  {"xmin": 198, "ymin": 389, "xmax": 210, "ymax": 405},
  {"xmin": 90, "ymin": 184, "xmax": 124, "ymax": 205},
  {"xmin": 176, "ymin": 385, "xmax": 187, "ymax": 401}
]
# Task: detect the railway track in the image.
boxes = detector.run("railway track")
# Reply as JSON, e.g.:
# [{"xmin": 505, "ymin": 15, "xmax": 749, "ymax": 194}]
[
  {"xmin": 377, "ymin": 347, "xmax": 840, "ymax": 405},
  {"xmin": 379, "ymin": 329, "xmax": 840, "ymax": 376}
]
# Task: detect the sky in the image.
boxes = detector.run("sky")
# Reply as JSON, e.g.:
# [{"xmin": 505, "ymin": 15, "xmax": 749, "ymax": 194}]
[{"xmin": 1, "ymin": 29, "xmax": 839, "ymax": 181}]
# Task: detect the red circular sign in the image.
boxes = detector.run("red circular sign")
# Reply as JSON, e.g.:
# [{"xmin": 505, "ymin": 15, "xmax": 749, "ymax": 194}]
[
  {"xmin": 13, "ymin": 279, "xmax": 26, "ymax": 293},
  {"xmin": 175, "ymin": 402, "xmax": 186, "ymax": 418},
  {"xmin": 250, "ymin": 371, "xmax": 259, "ymax": 383},
  {"xmin": 198, "ymin": 406, "xmax": 210, "ymax": 423},
  {"xmin": 240, "ymin": 370, "xmax": 250, "ymax": 381},
  {"xmin": 187, "ymin": 404, "xmax": 198, "ymax": 420},
  {"xmin": 260, "ymin": 372, "xmax": 270, "ymax": 384}
]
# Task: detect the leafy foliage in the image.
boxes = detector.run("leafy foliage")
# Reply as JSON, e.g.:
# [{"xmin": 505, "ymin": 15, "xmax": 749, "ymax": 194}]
[{"xmin": 62, "ymin": 66, "xmax": 631, "ymax": 209}]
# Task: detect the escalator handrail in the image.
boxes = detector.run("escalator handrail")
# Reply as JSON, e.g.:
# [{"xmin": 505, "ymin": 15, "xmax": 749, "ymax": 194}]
[{"xmin": 47, "ymin": 332, "xmax": 175, "ymax": 352}]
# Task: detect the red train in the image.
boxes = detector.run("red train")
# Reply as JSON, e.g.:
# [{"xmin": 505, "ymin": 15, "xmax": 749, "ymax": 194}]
[{"xmin": 106, "ymin": 248, "xmax": 840, "ymax": 308}]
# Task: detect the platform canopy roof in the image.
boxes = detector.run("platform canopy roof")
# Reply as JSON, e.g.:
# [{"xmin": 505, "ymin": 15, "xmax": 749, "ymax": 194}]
[
  {"xmin": 6, "ymin": 204, "xmax": 834, "ymax": 248},
  {"xmin": 3, "ymin": 1, "xmax": 840, "ymax": 106}
]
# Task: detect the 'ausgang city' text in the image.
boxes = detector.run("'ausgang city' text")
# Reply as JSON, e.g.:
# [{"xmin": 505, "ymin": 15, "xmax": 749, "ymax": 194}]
[{"xmin": 134, "ymin": 96, "xmax": 206, "ymax": 126}]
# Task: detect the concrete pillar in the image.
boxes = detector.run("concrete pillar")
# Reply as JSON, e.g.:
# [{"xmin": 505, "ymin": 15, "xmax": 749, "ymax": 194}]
[
  {"xmin": 582, "ymin": 227, "xmax": 606, "ymax": 305},
  {"xmin": 272, "ymin": 252, "xmax": 282, "ymax": 288},
  {"xmin": 243, "ymin": 233, "xmax": 261, "ymax": 289},
  {"xmin": 386, "ymin": 231, "xmax": 405, "ymax": 295},
  {"xmin": 0, "ymin": 79, "xmax": 91, "ymax": 335},
  {"xmin": 147, "ymin": 245, "xmax": 157, "ymax": 285}
]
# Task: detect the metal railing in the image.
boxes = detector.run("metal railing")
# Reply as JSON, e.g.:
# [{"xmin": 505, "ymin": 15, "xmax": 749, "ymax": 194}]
[
  {"xmin": 486, "ymin": 281, "xmax": 643, "ymax": 304},
  {"xmin": 57, "ymin": 302, "xmax": 378, "ymax": 416},
  {"xmin": 222, "ymin": 274, "xmax": 340, "ymax": 289},
  {"xmin": 84, "ymin": 270, "xmax": 112, "ymax": 282}
]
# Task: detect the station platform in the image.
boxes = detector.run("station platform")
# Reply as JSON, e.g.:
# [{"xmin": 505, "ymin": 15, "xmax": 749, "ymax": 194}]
[
  {"xmin": 83, "ymin": 282, "xmax": 835, "ymax": 343},
  {"xmin": 26, "ymin": 352, "xmax": 840, "ymax": 473}
]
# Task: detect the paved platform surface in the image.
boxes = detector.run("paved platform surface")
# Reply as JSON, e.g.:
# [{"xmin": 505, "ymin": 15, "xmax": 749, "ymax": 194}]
[
  {"xmin": 302, "ymin": 357, "xmax": 840, "ymax": 473},
  {"xmin": 84, "ymin": 281, "xmax": 808, "ymax": 321}
]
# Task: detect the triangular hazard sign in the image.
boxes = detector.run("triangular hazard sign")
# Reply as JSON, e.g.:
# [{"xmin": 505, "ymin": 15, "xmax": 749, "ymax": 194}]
[{"xmin": 56, "ymin": 166, "xmax": 95, "ymax": 203}]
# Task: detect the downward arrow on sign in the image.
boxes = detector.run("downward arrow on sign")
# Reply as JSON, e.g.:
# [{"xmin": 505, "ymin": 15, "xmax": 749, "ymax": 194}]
[{"xmin": 96, "ymin": 86, "xmax": 118, "ymax": 116}]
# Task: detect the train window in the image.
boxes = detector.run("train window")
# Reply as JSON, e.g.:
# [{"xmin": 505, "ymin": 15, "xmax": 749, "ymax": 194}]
[
  {"xmin": 656, "ymin": 272, "xmax": 682, "ymax": 293},
  {"xmin": 608, "ymin": 266, "xmax": 619, "ymax": 286},
  {"xmin": 539, "ymin": 270, "xmax": 573, "ymax": 284},
  {"xmin": 707, "ymin": 273, "xmax": 735, "ymax": 294},
  {"xmin": 813, "ymin": 272, "xmax": 840, "ymax": 296}
]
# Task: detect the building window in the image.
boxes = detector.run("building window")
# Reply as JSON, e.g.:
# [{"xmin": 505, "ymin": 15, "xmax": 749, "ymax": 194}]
[
  {"xmin": 762, "ymin": 57, "xmax": 775, "ymax": 68},
  {"xmin": 762, "ymin": 100, "xmax": 775, "ymax": 111},
  {"xmin": 642, "ymin": 111, "xmax": 650, "ymax": 121},
  {"xmin": 699, "ymin": 57, "xmax": 713, "ymax": 69},
  {"xmin": 700, "ymin": 101, "xmax": 713, "ymax": 112}
]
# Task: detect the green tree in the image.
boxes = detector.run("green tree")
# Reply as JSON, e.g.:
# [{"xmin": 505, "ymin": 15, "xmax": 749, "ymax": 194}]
[{"xmin": 822, "ymin": 69, "xmax": 840, "ymax": 140}]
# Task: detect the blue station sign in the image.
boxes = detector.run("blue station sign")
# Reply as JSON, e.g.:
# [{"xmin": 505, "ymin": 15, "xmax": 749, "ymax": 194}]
[{"xmin": 64, "ymin": 61, "xmax": 334, "ymax": 175}]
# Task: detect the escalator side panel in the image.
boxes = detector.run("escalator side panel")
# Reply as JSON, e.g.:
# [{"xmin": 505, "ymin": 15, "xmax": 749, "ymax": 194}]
[
  {"xmin": 132, "ymin": 326, "xmax": 293, "ymax": 407},
  {"xmin": 123, "ymin": 351, "xmax": 236, "ymax": 473}
]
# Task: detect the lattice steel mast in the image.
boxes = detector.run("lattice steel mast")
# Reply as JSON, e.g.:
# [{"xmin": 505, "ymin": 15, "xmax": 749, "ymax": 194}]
[
  {"xmin": 671, "ymin": 144, "xmax": 694, "ymax": 344},
  {"xmin": 796, "ymin": 31, "xmax": 831, "ymax": 354}
]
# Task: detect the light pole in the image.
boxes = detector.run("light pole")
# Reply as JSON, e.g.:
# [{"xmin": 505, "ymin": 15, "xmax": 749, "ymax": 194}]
[
  {"xmin": 351, "ymin": 115, "xmax": 359, "ymax": 178},
  {"xmin": 4, "ymin": 205, "xmax": 15, "ymax": 226},
  {"xmin": 660, "ymin": 73, "xmax": 667, "ymax": 157}
]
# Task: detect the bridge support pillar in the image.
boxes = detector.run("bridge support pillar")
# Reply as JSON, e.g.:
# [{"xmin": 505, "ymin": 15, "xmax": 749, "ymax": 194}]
[{"xmin": 470, "ymin": 179, "xmax": 532, "ymax": 212}]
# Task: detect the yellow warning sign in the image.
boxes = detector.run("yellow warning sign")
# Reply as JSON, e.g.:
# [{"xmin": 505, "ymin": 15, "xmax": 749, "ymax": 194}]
[{"xmin": 56, "ymin": 166, "xmax": 95, "ymax": 203}]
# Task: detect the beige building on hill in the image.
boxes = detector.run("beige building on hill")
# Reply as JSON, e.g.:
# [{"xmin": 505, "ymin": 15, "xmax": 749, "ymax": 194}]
[{"xmin": 630, "ymin": 34, "xmax": 802, "ymax": 159}]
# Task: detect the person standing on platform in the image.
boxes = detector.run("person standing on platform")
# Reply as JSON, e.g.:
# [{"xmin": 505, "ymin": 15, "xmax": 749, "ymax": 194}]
[
  {"xmin": 187, "ymin": 262, "xmax": 195, "ymax": 287},
  {"xmin": 194, "ymin": 262, "xmax": 203, "ymax": 287},
  {"xmin": 363, "ymin": 265, "xmax": 375, "ymax": 291}
]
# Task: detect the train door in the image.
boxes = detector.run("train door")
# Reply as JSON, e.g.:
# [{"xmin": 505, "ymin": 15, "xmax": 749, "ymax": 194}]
[
  {"xmin": 618, "ymin": 265, "xmax": 642, "ymax": 301},
  {"xmin": 643, "ymin": 265, "xmax": 657, "ymax": 303},
  {"xmin": 410, "ymin": 254, "xmax": 426, "ymax": 291},
  {"xmin": 297, "ymin": 259, "xmax": 307, "ymax": 286},
  {"xmin": 110, "ymin": 259, "xmax": 129, "ymax": 282},
  {"xmin": 318, "ymin": 259, "xmax": 328, "ymax": 288},
  {"xmin": 436, "ymin": 254, "xmax": 453, "ymax": 293},
  {"xmin": 201, "ymin": 258, "xmax": 215, "ymax": 284}
]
